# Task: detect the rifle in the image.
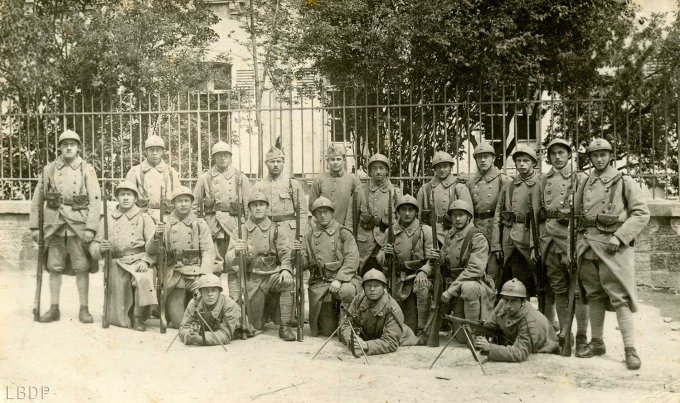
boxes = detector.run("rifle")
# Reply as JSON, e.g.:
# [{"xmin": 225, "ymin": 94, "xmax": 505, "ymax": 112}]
[
  {"xmin": 157, "ymin": 186, "xmax": 167, "ymax": 333},
  {"xmin": 290, "ymin": 179, "xmax": 304, "ymax": 341},
  {"xmin": 562, "ymin": 151, "xmax": 579, "ymax": 356},
  {"xmin": 527, "ymin": 192, "xmax": 547, "ymax": 313},
  {"xmin": 426, "ymin": 189, "xmax": 443, "ymax": 347},
  {"xmin": 386, "ymin": 190, "xmax": 396, "ymax": 296},
  {"xmin": 165, "ymin": 294, "xmax": 228, "ymax": 352},
  {"xmin": 236, "ymin": 176, "xmax": 249, "ymax": 340},
  {"xmin": 312, "ymin": 304, "xmax": 369, "ymax": 365},
  {"xmin": 442, "ymin": 314, "xmax": 508, "ymax": 345},
  {"xmin": 102, "ymin": 184, "xmax": 112, "ymax": 328},
  {"xmin": 352, "ymin": 186, "xmax": 359, "ymax": 236},
  {"xmin": 32, "ymin": 169, "xmax": 46, "ymax": 321}
]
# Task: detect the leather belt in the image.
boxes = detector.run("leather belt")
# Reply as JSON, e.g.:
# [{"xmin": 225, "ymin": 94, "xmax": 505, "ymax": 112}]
[
  {"xmin": 271, "ymin": 213, "xmax": 296, "ymax": 222},
  {"xmin": 474, "ymin": 211, "xmax": 494, "ymax": 220},
  {"xmin": 111, "ymin": 247, "xmax": 146, "ymax": 258}
]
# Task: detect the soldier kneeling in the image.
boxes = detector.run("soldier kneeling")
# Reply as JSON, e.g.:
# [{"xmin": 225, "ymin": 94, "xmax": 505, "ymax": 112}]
[
  {"xmin": 179, "ymin": 274, "xmax": 240, "ymax": 346},
  {"xmin": 474, "ymin": 279, "xmax": 559, "ymax": 362},
  {"xmin": 340, "ymin": 269, "xmax": 419, "ymax": 356}
]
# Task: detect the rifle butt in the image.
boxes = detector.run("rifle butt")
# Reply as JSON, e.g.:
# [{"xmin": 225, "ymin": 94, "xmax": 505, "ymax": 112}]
[{"xmin": 32, "ymin": 253, "xmax": 44, "ymax": 321}]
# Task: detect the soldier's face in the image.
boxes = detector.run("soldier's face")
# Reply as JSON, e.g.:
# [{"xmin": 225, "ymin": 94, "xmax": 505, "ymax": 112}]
[
  {"xmin": 146, "ymin": 147, "xmax": 164, "ymax": 166},
  {"xmin": 327, "ymin": 156, "xmax": 345, "ymax": 173},
  {"xmin": 514, "ymin": 155, "xmax": 534, "ymax": 175},
  {"xmin": 474, "ymin": 153, "xmax": 494, "ymax": 173},
  {"xmin": 313, "ymin": 207, "xmax": 334, "ymax": 226},
  {"xmin": 434, "ymin": 162, "xmax": 452, "ymax": 180},
  {"xmin": 249, "ymin": 200, "xmax": 268, "ymax": 219},
  {"xmin": 502, "ymin": 296, "xmax": 523, "ymax": 316},
  {"xmin": 369, "ymin": 162, "xmax": 388, "ymax": 181},
  {"xmin": 173, "ymin": 195, "xmax": 193, "ymax": 216},
  {"xmin": 589, "ymin": 150, "xmax": 611, "ymax": 172},
  {"xmin": 397, "ymin": 205, "xmax": 417, "ymax": 226},
  {"xmin": 200, "ymin": 287, "xmax": 221, "ymax": 306},
  {"xmin": 266, "ymin": 158, "xmax": 284, "ymax": 177},
  {"xmin": 59, "ymin": 140, "xmax": 79, "ymax": 161},
  {"xmin": 363, "ymin": 280, "xmax": 385, "ymax": 301},
  {"xmin": 549, "ymin": 146, "xmax": 570, "ymax": 170},
  {"xmin": 116, "ymin": 189, "xmax": 137, "ymax": 211},
  {"xmin": 214, "ymin": 152, "xmax": 232, "ymax": 170},
  {"xmin": 450, "ymin": 211, "xmax": 470, "ymax": 230}
]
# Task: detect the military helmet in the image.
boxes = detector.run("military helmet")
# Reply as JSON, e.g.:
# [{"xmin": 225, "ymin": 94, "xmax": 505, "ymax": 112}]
[
  {"xmin": 144, "ymin": 135, "xmax": 165, "ymax": 149},
  {"xmin": 447, "ymin": 199, "xmax": 473, "ymax": 217},
  {"xmin": 58, "ymin": 129, "xmax": 81, "ymax": 145},
  {"xmin": 473, "ymin": 142, "xmax": 496, "ymax": 157},
  {"xmin": 247, "ymin": 191, "xmax": 269, "ymax": 206},
  {"xmin": 367, "ymin": 153, "xmax": 390, "ymax": 170},
  {"xmin": 198, "ymin": 274, "xmax": 223, "ymax": 291},
  {"xmin": 362, "ymin": 269, "xmax": 388, "ymax": 286},
  {"xmin": 265, "ymin": 147, "xmax": 285, "ymax": 162},
  {"xmin": 396, "ymin": 194, "xmax": 418, "ymax": 212},
  {"xmin": 114, "ymin": 180, "xmax": 138, "ymax": 198},
  {"xmin": 586, "ymin": 138, "xmax": 613, "ymax": 154},
  {"xmin": 546, "ymin": 138, "xmax": 572, "ymax": 154},
  {"xmin": 211, "ymin": 141, "xmax": 232, "ymax": 156},
  {"xmin": 311, "ymin": 196, "xmax": 334, "ymax": 213},
  {"xmin": 171, "ymin": 186, "xmax": 194, "ymax": 202},
  {"xmin": 325, "ymin": 144, "xmax": 346, "ymax": 159},
  {"xmin": 500, "ymin": 278, "xmax": 527, "ymax": 298},
  {"xmin": 511, "ymin": 145, "xmax": 538, "ymax": 164},
  {"xmin": 431, "ymin": 151, "xmax": 455, "ymax": 167}
]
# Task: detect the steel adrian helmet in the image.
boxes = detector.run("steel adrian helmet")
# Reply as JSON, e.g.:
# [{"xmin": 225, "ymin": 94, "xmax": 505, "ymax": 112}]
[
  {"xmin": 311, "ymin": 196, "xmax": 334, "ymax": 213},
  {"xmin": 511, "ymin": 145, "xmax": 538, "ymax": 164},
  {"xmin": 211, "ymin": 141, "xmax": 232, "ymax": 156},
  {"xmin": 144, "ymin": 135, "xmax": 165, "ymax": 149},
  {"xmin": 396, "ymin": 195, "xmax": 418, "ymax": 212},
  {"xmin": 58, "ymin": 129, "xmax": 81, "ymax": 145},
  {"xmin": 325, "ymin": 144, "xmax": 346, "ymax": 159},
  {"xmin": 362, "ymin": 269, "xmax": 388, "ymax": 286},
  {"xmin": 431, "ymin": 151, "xmax": 455, "ymax": 167},
  {"xmin": 265, "ymin": 147, "xmax": 285, "ymax": 162},
  {"xmin": 586, "ymin": 138, "xmax": 613, "ymax": 154},
  {"xmin": 447, "ymin": 199, "xmax": 473, "ymax": 217},
  {"xmin": 171, "ymin": 186, "xmax": 194, "ymax": 202},
  {"xmin": 247, "ymin": 191, "xmax": 269, "ymax": 206},
  {"xmin": 367, "ymin": 153, "xmax": 390, "ymax": 170},
  {"xmin": 500, "ymin": 278, "xmax": 527, "ymax": 298},
  {"xmin": 546, "ymin": 138, "xmax": 572, "ymax": 155},
  {"xmin": 114, "ymin": 180, "xmax": 138, "ymax": 198},
  {"xmin": 473, "ymin": 142, "xmax": 496, "ymax": 157},
  {"xmin": 198, "ymin": 274, "xmax": 223, "ymax": 291}
]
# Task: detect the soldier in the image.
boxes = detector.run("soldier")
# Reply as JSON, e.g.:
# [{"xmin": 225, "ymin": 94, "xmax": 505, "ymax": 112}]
[
  {"xmin": 125, "ymin": 135, "xmax": 180, "ymax": 222},
  {"xmin": 416, "ymin": 151, "xmax": 472, "ymax": 245},
  {"xmin": 29, "ymin": 130, "xmax": 101, "ymax": 324},
  {"xmin": 340, "ymin": 269, "xmax": 419, "ymax": 356},
  {"xmin": 375, "ymin": 195, "xmax": 435, "ymax": 334},
  {"xmin": 439, "ymin": 200, "xmax": 496, "ymax": 333},
  {"xmin": 179, "ymin": 274, "xmax": 241, "ymax": 346},
  {"xmin": 474, "ymin": 279, "xmax": 559, "ymax": 362},
  {"xmin": 355, "ymin": 153, "xmax": 402, "ymax": 276},
  {"xmin": 309, "ymin": 144, "xmax": 361, "ymax": 228},
  {"xmin": 293, "ymin": 196, "xmax": 361, "ymax": 337},
  {"xmin": 252, "ymin": 147, "xmax": 308, "ymax": 246},
  {"xmin": 539, "ymin": 139, "xmax": 590, "ymax": 355},
  {"xmin": 225, "ymin": 192, "xmax": 296, "ymax": 341},
  {"xmin": 153, "ymin": 186, "xmax": 216, "ymax": 328},
  {"xmin": 575, "ymin": 138, "xmax": 649, "ymax": 370},
  {"xmin": 90, "ymin": 180, "xmax": 157, "ymax": 331},
  {"xmin": 468, "ymin": 142, "xmax": 511, "ymax": 287}
]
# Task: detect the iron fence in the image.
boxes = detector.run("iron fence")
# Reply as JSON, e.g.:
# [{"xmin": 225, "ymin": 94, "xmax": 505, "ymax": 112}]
[{"xmin": 1, "ymin": 84, "xmax": 678, "ymax": 200}]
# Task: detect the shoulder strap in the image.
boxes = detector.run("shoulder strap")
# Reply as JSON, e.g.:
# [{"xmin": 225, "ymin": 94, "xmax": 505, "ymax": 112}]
[
  {"xmin": 138, "ymin": 168, "xmax": 148, "ymax": 198},
  {"xmin": 362, "ymin": 183, "xmax": 370, "ymax": 211},
  {"xmin": 424, "ymin": 182, "xmax": 433, "ymax": 210},
  {"xmin": 507, "ymin": 180, "xmax": 516, "ymax": 210},
  {"xmin": 80, "ymin": 161, "xmax": 86, "ymax": 194},
  {"xmin": 460, "ymin": 228, "xmax": 482, "ymax": 267},
  {"xmin": 607, "ymin": 173, "xmax": 624, "ymax": 213}
]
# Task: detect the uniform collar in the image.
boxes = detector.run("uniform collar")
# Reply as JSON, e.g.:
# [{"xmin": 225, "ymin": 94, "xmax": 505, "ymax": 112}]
[
  {"xmin": 313, "ymin": 219, "xmax": 339, "ymax": 237},
  {"xmin": 394, "ymin": 219, "xmax": 420, "ymax": 237},
  {"xmin": 112, "ymin": 205, "xmax": 141, "ymax": 219},
  {"xmin": 328, "ymin": 170, "xmax": 346, "ymax": 178},
  {"xmin": 368, "ymin": 180, "xmax": 391, "ymax": 192},
  {"xmin": 201, "ymin": 294, "xmax": 227, "ymax": 319},
  {"xmin": 246, "ymin": 217, "xmax": 272, "ymax": 232},
  {"xmin": 265, "ymin": 173, "xmax": 288, "ymax": 184},
  {"xmin": 547, "ymin": 165, "xmax": 572, "ymax": 179},
  {"xmin": 449, "ymin": 221, "xmax": 474, "ymax": 240},
  {"xmin": 590, "ymin": 165, "xmax": 620, "ymax": 186},
  {"xmin": 513, "ymin": 170, "xmax": 537, "ymax": 186},
  {"xmin": 210, "ymin": 165, "xmax": 235, "ymax": 179},
  {"xmin": 55, "ymin": 155, "xmax": 83, "ymax": 170},
  {"xmin": 359, "ymin": 292, "xmax": 390, "ymax": 316},
  {"xmin": 141, "ymin": 159, "xmax": 168, "ymax": 173},
  {"xmin": 169, "ymin": 211, "xmax": 197, "ymax": 226},
  {"xmin": 431, "ymin": 174, "xmax": 456, "ymax": 189},
  {"xmin": 473, "ymin": 167, "xmax": 501, "ymax": 183}
]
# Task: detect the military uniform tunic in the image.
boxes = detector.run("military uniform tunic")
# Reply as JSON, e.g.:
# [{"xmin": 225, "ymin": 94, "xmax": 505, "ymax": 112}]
[
  {"xmin": 253, "ymin": 174, "xmax": 308, "ymax": 242},
  {"xmin": 309, "ymin": 171, "xmax": 360, "ymax": 228},
  {"xmin": 125, "ymin": 159, "xmax": 180, "ymax": 222},
  {"xmin": 416, "ymin": 174, "xmax": 473, "ymax": 244},
  {"xmin": 179, "ymin": 294, "xmax": 241, "ymax": 346},
  {"xmin": 468, "ymin": 167, "xmax": 511, "ymax": 241}
]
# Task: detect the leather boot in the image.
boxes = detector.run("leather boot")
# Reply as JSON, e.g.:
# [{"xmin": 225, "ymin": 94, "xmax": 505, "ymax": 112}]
[
  {"xmin": 132, "ymin": 317, "xmax": 147, "ymax": 332},
  {"xmin": 79, "ymin": 306, "xmax": 94, "ymax": 324},
  {"xmin": 576, "ymin": 337, "xmax": 606, "ymax": 358},
  {"xmin": 625, "ymin": 347, "xmax": 641, "ymax": 370},
  {"xmin": 279, "ymin": 325, "xmax": 296, "ymax": 341},
  {"xmin": 38, "ymin": 305, "xmax": 60, "ymax": 323},
  {"xmin": 574, "ymin": 335, "xmax": 589, "ymax": 357}
]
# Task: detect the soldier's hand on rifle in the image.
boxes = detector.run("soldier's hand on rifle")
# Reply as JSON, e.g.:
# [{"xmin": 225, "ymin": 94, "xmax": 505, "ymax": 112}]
[
  {"xmin": 530, "ymin": 249, "xmax": 538, "ymax": 263},
  {"xmin": 31, "ymin": 229, "xmax": 39, "ymax": 243},
  {"xmin": 425, "ymin": 247, "xmax": 439, "ymax": 260},
  {"xmin": 292, "ymin": 239, "xmax": 304, "ymax": 251},
  {"xmin": 475, "ymin": 336, "xmax": 491, "ymax": 352},
  {"xmin": 414, "ymin": 271, "xmax": 429, "ymax": 288},
  {"xmin": 232, "ymin": 239, "xmax": 246, "ymax": 252},
  {"xmin": 493, "ymin": 251, "xmax": 503, "ymax": 262},
  {"xmin": 82, "ymin": 229, "xmax": 95, "ymax": 243},
  {"xmin": 383, "ymin": 243, "xmax": 394, "ymax": 255},
  {"xmin": 606, "ymin": 235, "xmax": 621, "ymax": 254},
  {"xmin": 279, "ymin": 270, "xmax": 294, "ymax": 287},
  {"xmin": 441, "ymin": 290, "xmax": 453, "ymax": 304},
  {"xmin": 99, "ymin": 239, "xmax": 113, "ymax": 252},
  {"xmin": 155, "ymin": 224, "xmax": 165, "ymax": 239},
  {"xmin": 354, "ymin": 336, "xmax": 368, "ymax": 352},
  {"xmin": 136, "ymin": 261, "xmax": 149, "ymax": 273},
  {"xmin": 329, "ymin": 280, "xmax": 342, "ymax": 293},
  {"xmin": 186, "ymin": 332, "xmax": 203, "ymax": 346}
]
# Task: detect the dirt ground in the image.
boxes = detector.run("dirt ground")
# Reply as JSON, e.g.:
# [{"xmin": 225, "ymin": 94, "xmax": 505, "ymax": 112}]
[{"xmin": 1, "ymin": 269, "xmax": 679, "ymax": 403}]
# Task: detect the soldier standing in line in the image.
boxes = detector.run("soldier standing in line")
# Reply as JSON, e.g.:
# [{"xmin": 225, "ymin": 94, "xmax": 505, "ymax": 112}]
[
  {"xmin": 355, "ymin": 153, "xmax": 402, "ymax": 276},
  {"xmin": 375, "ymin": 195, "xmax": 435, "ymax": 335},
  {"xmin": 293, "ymin": 197, "xmax": 361, "ymax": 337},
  {"xmin": 125, "ymin": 135, "xmax": 180, "ymax": 222},
  {"xmin": 467, "ymin": 143, "xmax": 511, "ymax": 287},
  {"xmin": 29, "ymin": 130, "xmax": 101, "ymax": 324},
  {"xmin": 574, "ymin": 138, "xmax": 649, "ymax": 370},
  {"xmin": 153, "ymin": 186, "xmax": 216, "ymax": 328},
  {"xmin": 225, "ymin": 192, "xmax": 297, "ymax": 341},
  {"xmin": 416, "ymin": 151, "xmax": 472, "ymax": 246},
  {"xmin": 90, "ymin": 180, "xmax": 157, "ymax": 331},
  {"xmin": 538, "ymin": 139, "xmax": 590, "ymax": 355},
  {"xmin": 308, "ymin": 144, "xmax": 361, "ymax": 229}
]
